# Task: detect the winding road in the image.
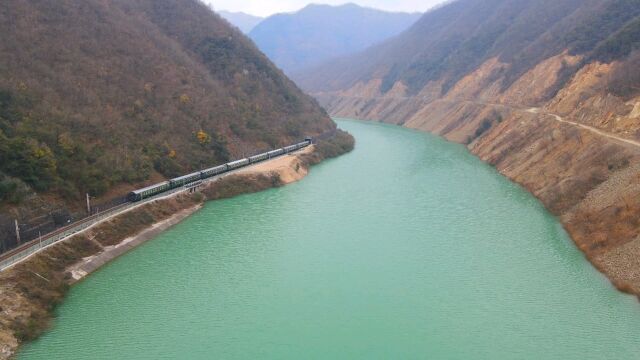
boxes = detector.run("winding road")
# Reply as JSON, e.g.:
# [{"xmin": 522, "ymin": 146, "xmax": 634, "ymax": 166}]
[
  {"xmin": 524, "ymin": 107, "xmax": 640, "ymax": 149},
  {"xmin": 322, "ymin": 92, "xmax": 640, "ymax": 150},
  {"xmin": 441, "ymin": 98, "xmax": 640, "ymax": 149}
]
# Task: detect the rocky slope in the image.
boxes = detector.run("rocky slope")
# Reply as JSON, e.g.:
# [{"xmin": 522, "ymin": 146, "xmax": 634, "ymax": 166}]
[
  {"xmin": 250, "ymin": 3, "xmax": 421, "ymax": 75},
  {"xmin": 301, "ymin": 0, "xmax": 640, "ymax": 297},
  {"xmin": 0, "ymin": 0, "xmax": 335, "ymax": 245}
]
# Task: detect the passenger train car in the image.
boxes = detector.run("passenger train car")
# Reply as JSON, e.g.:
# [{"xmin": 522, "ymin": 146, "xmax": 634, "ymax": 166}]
[
  {"xmin": 200, "ymin": 164, "xmax": 228, "ymax": 178},
  {"xmin": 127, "ymin": 138, "xmax": 312, "ymax": 202},
  {"xmin": 227, "ymin": 158, "xmax": 250, "ymax": 170}
]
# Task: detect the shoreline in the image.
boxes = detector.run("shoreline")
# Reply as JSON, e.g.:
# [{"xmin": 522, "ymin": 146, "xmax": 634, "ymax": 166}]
[
  {"xmin": 335, "ymin": 116, "xmax": 640, "ymax": 302},
  {"xmin": 66, "ymin": 204, "xmax": 204, "ymax": 284},
  {"xmin": 0, "ymin": 132, "xmax": 355, "ymax": 359},
  {"xmin": 66, "ymin": 146, "xmax": 317, "ymax": 285}
]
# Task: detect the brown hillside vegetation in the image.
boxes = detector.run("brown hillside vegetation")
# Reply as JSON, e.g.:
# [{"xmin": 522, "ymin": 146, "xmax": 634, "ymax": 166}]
[
  {"xmin": 0, "ymin": 0, "xmax": 335, "ymax": 221},
  {"xmin": 299, "ymin": 0, "xmax": 640, "ymax": 297}
]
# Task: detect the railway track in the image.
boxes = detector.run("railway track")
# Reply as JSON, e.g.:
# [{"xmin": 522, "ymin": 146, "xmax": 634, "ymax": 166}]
[{"xmin": 0, "ymin": 203, "xmax": 130, "ymax": 271}]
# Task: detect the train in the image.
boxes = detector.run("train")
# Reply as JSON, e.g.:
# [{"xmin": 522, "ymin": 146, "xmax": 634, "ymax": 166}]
[{"xmin": 127, "ymin": 138, "xmax": 312, "ymax": 202}]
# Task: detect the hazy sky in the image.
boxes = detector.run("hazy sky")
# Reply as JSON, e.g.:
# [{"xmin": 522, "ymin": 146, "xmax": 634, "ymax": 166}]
[{"xmin": 205, "ymin": 0, "xmax": 445, "ymax": 17}]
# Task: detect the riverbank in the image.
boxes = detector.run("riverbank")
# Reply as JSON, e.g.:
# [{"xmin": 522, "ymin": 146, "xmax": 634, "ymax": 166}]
[
  {"xmin": 65, "ymin": 149, "xmax": 315, "ymax": 285},
  {"xmin": 332, "ymin": 113, "xmax": 640, "ymax": 302},
  {"xmin": 19, "ymin": 119, "xmax": 640, "ymax": 359},
  {"xmin": 0, "ymin": 131, "xmax": 355, "ymax": 359},
  {"xmin": 316, "ymin": 51, "xmax": 640, "ymax": 301}
]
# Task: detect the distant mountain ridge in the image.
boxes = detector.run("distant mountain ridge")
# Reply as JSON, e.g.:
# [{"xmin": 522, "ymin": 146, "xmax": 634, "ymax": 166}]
[
  {"xmin": 218, "ymin": 10, "xmax": 264, "ymax": 33},
  {"xmin": 298, "ymin": 0, "xmax": 640, "ymax": 95},
  {"xmin": 249, "ymin": 3, "xmax": 421, "ymax": 75}
]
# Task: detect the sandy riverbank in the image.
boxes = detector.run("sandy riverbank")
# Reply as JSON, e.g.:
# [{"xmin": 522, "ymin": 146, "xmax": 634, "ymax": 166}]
[{"xmin": 238, "ymin": 148, "xmax": 311, "ymax": 183}]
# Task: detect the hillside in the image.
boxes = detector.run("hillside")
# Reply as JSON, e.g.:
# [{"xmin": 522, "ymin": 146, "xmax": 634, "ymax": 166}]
[
  {"xmin": 0, "ymin": 0, "xmax": 335, "ymax": 229},
  {"xmin": 299, "ymin": 0, "xmax": 640, "ymax": 95},
  {"xmin": 249, "ymin": 3, "xmax": 421, "ymax": 75},
  {"xmin": 218, "ymin": 10, "xmax": 263, "ymax": 33},
  {"xmin": 299, "ymin": 0, "xmax": 640, "ymax": 297}
]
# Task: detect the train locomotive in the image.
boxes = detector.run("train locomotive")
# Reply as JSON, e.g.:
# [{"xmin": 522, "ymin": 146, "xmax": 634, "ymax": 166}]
[{"xmin": 126, "ymin": 139, "xmax": 312, "ymax": 203}]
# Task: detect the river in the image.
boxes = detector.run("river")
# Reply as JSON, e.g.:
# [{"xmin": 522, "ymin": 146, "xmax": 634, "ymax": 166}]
[{"xmin": 19, "ymin": 119, "xmax": 640, "ymax": 359}]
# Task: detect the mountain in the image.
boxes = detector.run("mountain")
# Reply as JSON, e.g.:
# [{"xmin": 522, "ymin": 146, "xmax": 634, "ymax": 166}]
[
  {"xmin": 299, "ymin": 0, "xmax": 640, "ymax": 297},
  {"xmin": 0, "ymin": 0, "xmax": 334, "ymax": 217},
  {"xmin": 249, "ymin": 3, "xmax": 421, "ymax": 75},
  {"xmin": 218, "ymin": 10, "xmax": 264, "ymax": 33},
  {"xmin": 299, "ymin": 0, "xmax": 640, "ymax": 95}
]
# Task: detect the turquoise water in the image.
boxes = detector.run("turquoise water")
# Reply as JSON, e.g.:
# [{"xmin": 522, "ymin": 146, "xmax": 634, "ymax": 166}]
[{"xmin": 20, "ymin": 119, "xmax": 640, "ymax": 359}]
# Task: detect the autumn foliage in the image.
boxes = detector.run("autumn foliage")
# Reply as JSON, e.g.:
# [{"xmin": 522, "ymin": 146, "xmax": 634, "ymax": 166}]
[{"xmin": 0, "ymin": 0, "xmax": 334, "ymax": 212}]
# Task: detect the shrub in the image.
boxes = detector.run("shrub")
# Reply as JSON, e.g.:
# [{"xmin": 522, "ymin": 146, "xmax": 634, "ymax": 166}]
[
  {"xmin": 154, "ymin": 157, "xmax": 183, "ymax": 178},
  {"xmin": 0, "ymin": 179, "xmax": 18, "ymax": 202},
  {"xmin": 315, "ymin": 130, "xmax": 355, "ymax": 159},
  {"xmin": 0, "ymin": 177, "xmax": 30, "ymax": 204}
]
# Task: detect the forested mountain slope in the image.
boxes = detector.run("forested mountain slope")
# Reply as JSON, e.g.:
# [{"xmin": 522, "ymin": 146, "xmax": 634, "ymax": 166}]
[
  {"xmin": 0, "ymin": 0, "xmax": 334, "ymax": 217},
  {"xmin": 250, "ymin": 3, "xmax": 421, "ymax": 75},
  {"xmin": 299, "ymin": 0, "xmax": 640, "ymax": 298}
]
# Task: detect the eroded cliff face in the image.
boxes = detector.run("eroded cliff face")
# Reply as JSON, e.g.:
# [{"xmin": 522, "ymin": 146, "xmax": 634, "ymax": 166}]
[{"xmin": 316, "ymin": 53, "xmax": 640, "ymax": 297}]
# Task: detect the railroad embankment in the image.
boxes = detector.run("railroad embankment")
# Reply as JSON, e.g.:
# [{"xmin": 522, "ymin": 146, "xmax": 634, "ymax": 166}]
[{"xmin": 0, "ymin": 131, "xmax": 354, "ymax": 359}]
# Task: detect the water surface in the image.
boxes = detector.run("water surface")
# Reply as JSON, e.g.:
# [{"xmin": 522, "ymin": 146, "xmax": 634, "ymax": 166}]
[{"xmin": 20, "ymin": 119, "xmax": 640, "ymax": 359}]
